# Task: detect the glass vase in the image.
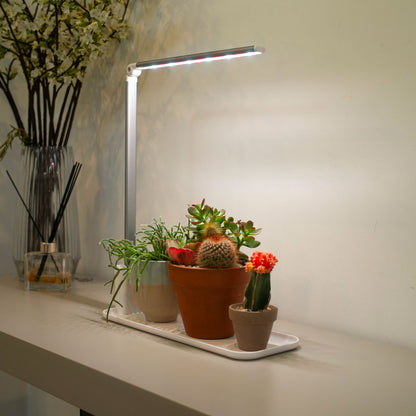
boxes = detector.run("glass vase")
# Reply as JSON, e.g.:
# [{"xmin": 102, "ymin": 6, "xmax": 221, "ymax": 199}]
[{"xmin": 13, "ymin": 146, "xmax": 80, "ymax": 280}]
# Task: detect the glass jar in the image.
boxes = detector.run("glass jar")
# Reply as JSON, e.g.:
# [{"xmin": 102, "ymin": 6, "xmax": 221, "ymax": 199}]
[
  {"xmin": 24, "ymin": 242, "xmax": 72, "ymax": 292},
  {"xmin": 14, "ymin": 146, "xmax": 80, "ymax": 280}
]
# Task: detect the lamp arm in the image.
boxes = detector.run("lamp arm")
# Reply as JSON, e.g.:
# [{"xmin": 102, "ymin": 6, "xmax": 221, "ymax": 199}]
[{"xmin": 123, "ymin": 46, "xmax": 264, "ymax": 242}]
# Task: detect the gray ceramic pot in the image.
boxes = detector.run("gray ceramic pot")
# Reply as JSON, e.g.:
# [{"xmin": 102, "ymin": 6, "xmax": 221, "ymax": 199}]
[{"xmin": 134, "ymin": 261, "xmax": 179, "ymax": 323}]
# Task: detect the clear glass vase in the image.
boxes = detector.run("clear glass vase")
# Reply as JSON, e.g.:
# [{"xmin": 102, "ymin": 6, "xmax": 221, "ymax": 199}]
[{"xmin": 13, "ymin": 146, "xmax": 80, "ymax": 280}]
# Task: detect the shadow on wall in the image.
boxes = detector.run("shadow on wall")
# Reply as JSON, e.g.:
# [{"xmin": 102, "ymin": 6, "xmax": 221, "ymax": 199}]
[
  {"xmin": 0, "ymin": 144, "xmax": 21, "ymax": 273},
  {"xmin": 124, "ymin": 0, "xmax": 218, "ymax": 223},
  {"xmin": 66, "ymin": 1, "xmax": 215, "ymax": 275},
  {"xmin": 72, "ymin": 0, "xmax": 217, "ymax": 231}
]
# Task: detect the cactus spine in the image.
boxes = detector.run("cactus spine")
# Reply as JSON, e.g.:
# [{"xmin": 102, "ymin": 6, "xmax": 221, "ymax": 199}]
[
  {"xmin": 243, "ymin": 272, "xmax": 271, "ymax": 311},
  {"xmin": 196, "ymin": 235, "xmax": 239, "ymax": 268}
]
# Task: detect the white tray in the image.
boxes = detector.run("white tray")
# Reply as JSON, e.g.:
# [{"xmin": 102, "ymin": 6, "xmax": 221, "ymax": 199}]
[{"xmin": 103, "ymin": 309, "xmax": 300, "ymax": 360}]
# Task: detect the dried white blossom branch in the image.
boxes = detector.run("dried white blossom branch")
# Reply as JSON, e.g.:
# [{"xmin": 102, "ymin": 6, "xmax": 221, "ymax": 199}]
[{"xmin": 0, "ymin": 0, "xmax": 130, "ymax": 159}]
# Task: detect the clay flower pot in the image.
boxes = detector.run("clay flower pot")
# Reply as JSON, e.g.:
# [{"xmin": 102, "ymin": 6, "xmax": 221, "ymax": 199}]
[
  {"xmin": 168, "ymin": 263, "xmax": 250, "ymax": 339},
  {"xmin": 229, "ymin": 303, "xmax": 278, "ymax": 351},
  {"xmin": 134, "ymin": 261, "xmax": 178, "ymax": 323}
]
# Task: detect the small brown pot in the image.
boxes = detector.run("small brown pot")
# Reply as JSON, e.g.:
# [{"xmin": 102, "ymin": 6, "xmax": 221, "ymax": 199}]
[
  {"xmin": 168, "ymin": 263, "xmax": 250, "ymax": 339},
  {"xmin": 229, "ymin": 303, "xmax": 278, "ymax": 351},
  {"xmin": 135, "ymin": 261, "xmax": 178, "ymax": 323}
]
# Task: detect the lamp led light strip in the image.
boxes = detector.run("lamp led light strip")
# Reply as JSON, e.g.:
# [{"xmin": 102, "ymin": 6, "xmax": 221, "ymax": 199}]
[
  {"xmin": 125, "ymin": 45, "xmax": 264, "ymax": 242},
  {"xmin": 127, "ymin": 45, "xmax": 264, "ymax": 74}
]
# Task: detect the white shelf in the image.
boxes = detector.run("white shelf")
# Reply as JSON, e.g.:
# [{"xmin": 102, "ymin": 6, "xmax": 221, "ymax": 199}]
[{"xmin": 1, "ymin": 275, "xmax": 415, "ymax": 416}]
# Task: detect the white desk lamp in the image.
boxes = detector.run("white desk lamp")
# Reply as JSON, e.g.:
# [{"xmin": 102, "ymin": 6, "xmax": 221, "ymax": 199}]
[{"xmin": 125, "ymin": 45, "xmax": 264, "ymax": 242}]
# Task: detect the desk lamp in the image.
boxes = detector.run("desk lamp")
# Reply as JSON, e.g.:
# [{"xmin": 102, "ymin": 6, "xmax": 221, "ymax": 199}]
[{"xmin": 125, "ymin": 45, "xmax": 264, "ymax": 242}]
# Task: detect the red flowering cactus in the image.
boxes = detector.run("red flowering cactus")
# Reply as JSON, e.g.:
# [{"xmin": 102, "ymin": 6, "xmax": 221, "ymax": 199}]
[
  {"xmin": 245, "ymin": 251, "xmax": 278, "ymax": 274},
  {"xmin": 243, "ymin": 251, "xmax": 278, "ymax": 311}
]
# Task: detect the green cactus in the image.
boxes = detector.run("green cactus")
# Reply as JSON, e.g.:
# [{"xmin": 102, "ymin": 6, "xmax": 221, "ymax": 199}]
[
  {"xmin": 196, "ymin": 235, "xmax": 239, "ymax": 268},
  {"xmin": 243, "ymin": 272, "xmax": 271, "ymax": 311}
]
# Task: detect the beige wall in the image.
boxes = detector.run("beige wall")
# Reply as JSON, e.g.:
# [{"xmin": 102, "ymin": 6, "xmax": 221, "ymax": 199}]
[{"xmin": 1, "ymin": 0, "xmax": 415, "ymax": 351}]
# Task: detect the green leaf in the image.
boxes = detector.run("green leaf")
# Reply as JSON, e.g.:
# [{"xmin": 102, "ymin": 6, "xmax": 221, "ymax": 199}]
[
  {"xmin": 0, "ymin": 46, "xmax": 7, "ymax": 60},
  {"xmin": 0, "ymin": 127, "xmax": 30, "ymax": 161},
  {"xmin": 187, "ymin": 206, "xmax": 199, "ymax": 217},
  {"xmin": 243, "ymin": 237, "xmax": 261, "ymax": 248},
  {"xmin": 201, "ymin": 205, "xmax": 212, "ymax": 217}
]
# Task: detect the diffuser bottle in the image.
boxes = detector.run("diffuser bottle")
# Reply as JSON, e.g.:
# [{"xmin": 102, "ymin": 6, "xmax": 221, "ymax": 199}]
[{"xmin": 24, "ymin": 242, "xmax": 72, "ymax": 292}]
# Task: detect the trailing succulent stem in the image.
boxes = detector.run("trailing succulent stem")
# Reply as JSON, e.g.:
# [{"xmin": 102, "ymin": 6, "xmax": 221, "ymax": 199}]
[{"xmin": 243, "ymin": 272, "xmax": 271, "ymax": 311}]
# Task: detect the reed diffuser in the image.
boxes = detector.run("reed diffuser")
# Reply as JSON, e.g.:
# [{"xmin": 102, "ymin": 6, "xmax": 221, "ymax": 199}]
[
  {"xmin": 25, "ymin": 242, "xmax": 72, "ymax": 291},
  {"xmin": 7, "ymin": 162, "xmax": 82, "ymax": 291}
]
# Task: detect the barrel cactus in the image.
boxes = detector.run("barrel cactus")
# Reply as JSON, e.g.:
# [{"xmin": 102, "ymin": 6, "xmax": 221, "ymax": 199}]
[{"xmin": 196, "ymin": 235, "xmax": 239, "ymax": 268}]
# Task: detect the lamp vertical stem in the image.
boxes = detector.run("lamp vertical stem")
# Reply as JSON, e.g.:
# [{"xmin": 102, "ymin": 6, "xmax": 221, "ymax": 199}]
[{"xmin": 125, "ymin": 74, "xmax": 139, "ymax": 243}]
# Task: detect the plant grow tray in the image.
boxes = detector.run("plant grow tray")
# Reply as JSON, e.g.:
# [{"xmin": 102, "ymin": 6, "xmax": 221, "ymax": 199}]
[{"xmin": 103, "ymin": 308, "xmax": 300, "ymax": 360}]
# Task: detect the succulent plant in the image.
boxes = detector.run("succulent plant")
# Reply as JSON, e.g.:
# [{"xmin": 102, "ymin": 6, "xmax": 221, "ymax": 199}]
[
  {"xmin": 166, "ymin": 199, "xmax": 263, "ymax": 269},
  {"xmin": 186, "ymin": 199, "xmax": 261, "ymax": 251},
  {"xmin": 243, "ymin": 251, "xmax": 278, "ymax": 311},
  {"xmin": 166, "ymin": 239, "xmax": 196, "ymax": 266},
  {"xmin": 196, "ymin": 235, "xmax": 239, "ymax": 268},
  {"xmin": 100, "ymin": 219, "xmax": 188, "ymax": 320}
]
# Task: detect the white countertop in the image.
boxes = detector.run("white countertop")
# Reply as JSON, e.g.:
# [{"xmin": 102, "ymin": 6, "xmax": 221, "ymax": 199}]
[{"xmin": 0, "ymin": 274, "xmax": 415, "ymax": 416}]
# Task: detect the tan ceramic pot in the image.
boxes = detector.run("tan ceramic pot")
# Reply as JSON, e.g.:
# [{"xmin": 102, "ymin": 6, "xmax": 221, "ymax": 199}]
[
  {"xmin": 229, "ymin": 303, "xmax": 278, "ymax": 351},
  {"xmin": 134, "ymin": 261, "xmax": 178, "ymax": 323},
  {"xmin": 168, "ymin": 263, "xmax": 250, "ymax": 339}
]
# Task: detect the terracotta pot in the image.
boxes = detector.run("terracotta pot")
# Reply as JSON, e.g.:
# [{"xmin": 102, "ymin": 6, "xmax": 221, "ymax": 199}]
[
  {"xmin": 229, "ymin": 303, "xmax": 278, "ymax": 351},
  {"xmin": 134, "ymin": 261, "xmax": 178, "ymax": 322},
  {"xmin": 168, "ymin": 263, "xmax": 250, "ymax": 339}
]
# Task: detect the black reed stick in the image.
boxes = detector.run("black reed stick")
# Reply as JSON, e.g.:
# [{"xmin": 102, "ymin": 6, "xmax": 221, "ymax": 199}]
[
  {"xmin": 6, "ymin": 170, "xmax": 45, "ymax": 241},
  {"xmin": 49, "ymin": 162, "xmax": 82, "ymax": 243},
  {"xmin": 36, "ymin": 162, "xmax": 82, "ymax": 280},
  {"xmin": 6, "ymin": 170, "xmax": 62, "ymax": 274}
]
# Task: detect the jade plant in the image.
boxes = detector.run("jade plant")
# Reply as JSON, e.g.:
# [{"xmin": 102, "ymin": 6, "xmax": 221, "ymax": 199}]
[
  {"xmin": 167, "ymin": 199, "xmax": 262, "ymax": 268},
  {"xmin": 243, "ymin": 251, "xmax": 278, "ymax": 311},
  {"xmin": 186, "ymin": 199, "xmax": 261, "ymax": 251},
  {"xmin": 100, "ymin": 218, "xmax": 188, "ymax": 319}
]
